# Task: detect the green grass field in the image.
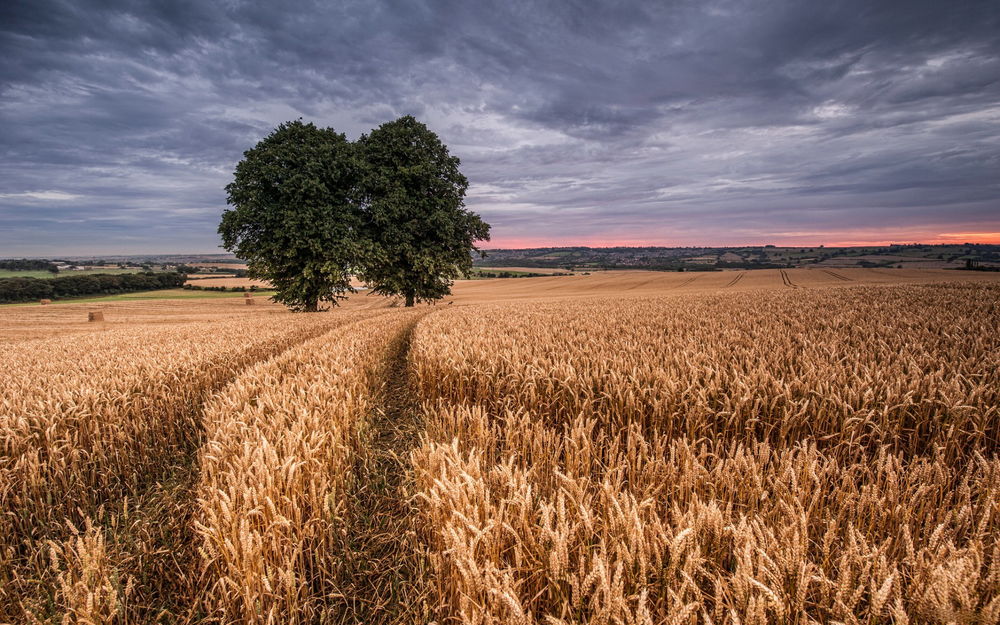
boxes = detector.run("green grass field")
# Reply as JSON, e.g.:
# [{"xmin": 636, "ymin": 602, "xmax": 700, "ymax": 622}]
[
  {"xmin": 1, "ymin": 289, "xmax": 278, "ymax": 307},
  {"xmin": 77, "ymin": 289, "xmax": 276, "ymax": 302}
]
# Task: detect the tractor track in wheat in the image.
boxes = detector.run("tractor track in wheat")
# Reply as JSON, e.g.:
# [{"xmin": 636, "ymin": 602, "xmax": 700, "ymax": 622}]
[
  {"xmin": 672, "ymin": 274, "xmax": 701, "ymax": 289},
  {"xmin": 780, "ymin": 269, "xmax": 802, "ymax": 288},
  {"xmin": 724, "ymin": 272, "xmax": 745, "ymax": 288},
  {"xmin": 334, "ymin": 314, "xmax": 430, "ymax": 625},
  {"xmin": 822, "ymin": 269, "xmax": 853, "ymax": 282}
]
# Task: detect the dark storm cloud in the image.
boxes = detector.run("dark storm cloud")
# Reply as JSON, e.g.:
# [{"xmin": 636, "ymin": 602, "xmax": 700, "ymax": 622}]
[{"xmin": 1, "ymin": 0, "xmax": 999, "ymax": 253}]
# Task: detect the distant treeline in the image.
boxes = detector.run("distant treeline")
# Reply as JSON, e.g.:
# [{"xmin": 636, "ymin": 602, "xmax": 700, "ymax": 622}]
[
  {"xmin": 0, "ymin": 258, "xmax": 57, "ymax": 272},
  {"xmin": 185, "ymin": 268, "xmax": 250, "ymax": 278},
  {"xmin": 960, "ymin": 259, "xmax": 1000, "ymax": 272},
  {"xmin": 593, "ymin": 263, "xmax": 725, "ymax": 272},
  {"xmin": 183, "ymin": 284, "xmax": 261, "ymax": 292},
  {"xmin": 0, "ymin": 272, "xmax": 186, "ymax": 303},
  {"xmin": 959, "ymin": 265, "xmax": 1000, "ymax": 272},
  {"xmin": 474, "ymin": 271, "xmax": 573, "ymax": 279}
]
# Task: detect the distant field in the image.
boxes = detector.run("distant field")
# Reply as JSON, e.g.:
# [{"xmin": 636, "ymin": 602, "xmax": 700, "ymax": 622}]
[
  {"xmin": 446, "ymin": 266, "xmax": 1000, "ymax": 303},
  {"xmin": 468, "ymin": 266, "xmax": 574, "ymax": 277},
  {"xmin": 184, "ymin": 276, "xmax": 270, "ymax": 288},
  {"xmin": 73, "ymin": 288, "xmax": 277, "ymax": 302},
  {"xmin": 194, "ymin": 262, "xmax": 249, "ymax": 270},
  {"xmin": 0, "ymin": 268, "xmax": 142, "ymax": 279},
  {"xmin": 813, "ymin": 255, "xmax": 972, "ymax": 269},
  {"xmin": 8, "ymin": 267, "xmax": 998, "ymax": 311},
  {"xmin": 0, "ymin": 288, "xmax": 278, "ymax": 308}
]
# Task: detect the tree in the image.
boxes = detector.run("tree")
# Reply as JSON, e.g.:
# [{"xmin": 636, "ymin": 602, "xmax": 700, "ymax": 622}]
[
  {"xmin": 356, "ymin": 116, "xmax": 490, "ymax": 306},
  {"xmin": 219, "ymin": 120, "xmax": 361, "ymax": 311}
]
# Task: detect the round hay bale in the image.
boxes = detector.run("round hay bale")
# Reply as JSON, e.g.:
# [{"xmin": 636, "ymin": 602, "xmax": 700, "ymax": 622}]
[
  {"xmin": 40, "ymin": 299, "xmax": 52, "ymax": 305},
  {"xmin": 245, "ymin": 298, "xmax": 255, "ymax": 305},
  {"xmin": 88, "ymin": 311, "xmax": 104, "ymax": 322}
]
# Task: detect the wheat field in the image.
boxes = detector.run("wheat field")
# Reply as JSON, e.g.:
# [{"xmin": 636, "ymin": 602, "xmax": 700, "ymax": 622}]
[
  {"xmin": 410, "ymin": 283, "xmax": 999, "ymax": 624},
  {"xmin": 1, "ymin": 271, "xmax": 998, "ymax": 624}
]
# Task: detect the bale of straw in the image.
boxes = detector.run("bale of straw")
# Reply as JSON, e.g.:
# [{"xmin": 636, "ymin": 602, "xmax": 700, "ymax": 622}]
[
  {"xmin": 40, "ymin": 299, "xmax": 52, "ymax": 305},
  {"xmin": 244, "ymin": 292, "xmax": 252, "ymax": 298},
  {"xmin": 245, "ymin": 298, "xmax": 255, "ymax": 306},
  {"xmin": 88, "ymin": 311, "xmax": 104, "ymax": 322}
]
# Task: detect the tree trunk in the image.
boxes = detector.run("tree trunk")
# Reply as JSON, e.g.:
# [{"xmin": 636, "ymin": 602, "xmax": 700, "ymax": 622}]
[
  {"xmin": 404, "ymin": 291, "xmax": 415, "ymax": 307},
  {"xmin": 304, "ymin": 298, "xmax": 319, "ymax": 312}
]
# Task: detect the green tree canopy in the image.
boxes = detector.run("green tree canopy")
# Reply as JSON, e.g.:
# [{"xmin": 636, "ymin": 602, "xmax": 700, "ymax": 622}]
[
  {"xmin": 219, "ymin": 120, "xmax": 361, "ymax": 311},
  {"xmin": 219, "ymin": 116, "xmax": 490, "ymax": 311},
  {"xmin": 357, "ymin": 116, "xmax": 491, "ymax": 306}
]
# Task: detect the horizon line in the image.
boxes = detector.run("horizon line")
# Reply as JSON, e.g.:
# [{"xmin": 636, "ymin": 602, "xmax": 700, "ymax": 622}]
[{"xmin": 4, "ymin": 239, "xmax": 999, "ymax": 260}]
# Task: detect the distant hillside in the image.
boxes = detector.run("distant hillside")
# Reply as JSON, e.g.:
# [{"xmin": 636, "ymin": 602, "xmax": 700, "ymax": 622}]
[
  {"xmin": 475, "ymin": 244, "xmax": 1000, "ymax": 271},
  {"xmin": 9, "ymin": 245, "xmax": 1000, "ymax": 273}
]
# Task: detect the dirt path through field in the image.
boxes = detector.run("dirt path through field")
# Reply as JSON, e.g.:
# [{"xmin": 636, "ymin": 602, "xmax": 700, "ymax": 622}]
[
  {"xmin": 99, "ymin": 311, "xmax": 425, "ymax": 624},
  {"xmin": 335, "ymin": 315, "xmax": 430, "ymax": 624}
]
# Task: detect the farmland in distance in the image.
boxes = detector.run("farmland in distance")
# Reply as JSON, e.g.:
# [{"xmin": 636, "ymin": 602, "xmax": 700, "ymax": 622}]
[{"xmin": 1, "ymin": 268, "xmax": 998, "ymax": 624}]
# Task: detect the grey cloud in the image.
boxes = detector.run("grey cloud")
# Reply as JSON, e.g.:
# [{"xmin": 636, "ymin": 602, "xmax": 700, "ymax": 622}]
[{"xmin": 1, "ymin": 0, "xmax": 999, "ymax": 254}]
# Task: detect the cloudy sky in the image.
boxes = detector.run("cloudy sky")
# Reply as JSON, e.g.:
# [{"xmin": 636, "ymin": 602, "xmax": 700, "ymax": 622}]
[{"xmin": 1, "ymin": 0, "xmax": 998, "ymax": 254}]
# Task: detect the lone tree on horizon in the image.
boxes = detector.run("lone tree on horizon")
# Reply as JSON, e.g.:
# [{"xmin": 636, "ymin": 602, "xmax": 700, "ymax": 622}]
[{"xmin": 219, "ymin": 116, "xmax": 490, "ymax": 310}]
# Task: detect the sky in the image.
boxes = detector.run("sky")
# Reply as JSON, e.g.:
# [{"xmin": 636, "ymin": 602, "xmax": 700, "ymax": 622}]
[{"xmin": 1, "ymin": 0, "xmax": 998, "ymax": 255}]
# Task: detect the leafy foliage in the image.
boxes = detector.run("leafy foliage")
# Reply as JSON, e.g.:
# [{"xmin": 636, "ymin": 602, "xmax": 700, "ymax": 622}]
[
  {"xmin": 220, "ymin": 121, "xmax": 361, "ymax": 312},
  {"xmin": 0, "ymin": 258, "xmax": 58, "ymax": 272},
  {"xmin": 220, "ymin": 117, "xmax": 490, "ymax": 310},
  {"xmin": 357, "ymin": 116, "xmax": 490, "ymax": 306}
]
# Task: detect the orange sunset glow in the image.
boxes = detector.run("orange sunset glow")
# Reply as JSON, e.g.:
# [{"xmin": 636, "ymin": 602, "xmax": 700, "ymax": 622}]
[{"xmin": 487, "ymin": 231, "xmax": 1000, "ymax": 249}]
